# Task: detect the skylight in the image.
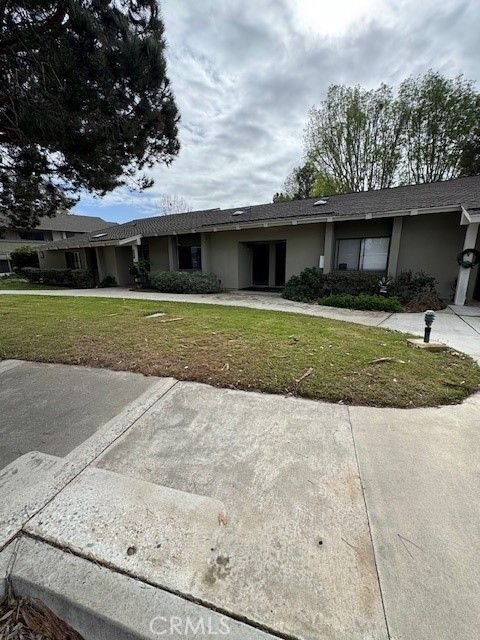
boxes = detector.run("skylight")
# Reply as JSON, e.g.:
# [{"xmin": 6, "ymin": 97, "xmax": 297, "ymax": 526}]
[
  {"xmin": 313, "ymin": 199, "xmax": 328, "ymax": 206},
  {"xmin": 92, "ymin": 232, "xmax": 107, "ymax": 238},
  {"xmin": 232, "ymin": 210, "xmax": 244, "ymax": 216}
]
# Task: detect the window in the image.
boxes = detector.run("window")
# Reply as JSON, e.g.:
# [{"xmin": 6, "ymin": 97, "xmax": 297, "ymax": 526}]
[
  {"xmin": 65, "ymin": 251, "xmax": 82, "ymax": 270},
  {"xmin": 177, "ymin": 234, "xmax": 202, "ymax": 270},
  {"xmin": 18, "ymin": 230, "xmax": 45, "ymax": 241},
  {"xmin": 335, "ymin": 237, "xmax": 389, "ymax": 271}
]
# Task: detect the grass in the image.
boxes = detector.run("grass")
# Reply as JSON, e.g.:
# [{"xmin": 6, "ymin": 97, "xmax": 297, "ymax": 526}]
[
  {"xmin": 1, "ymin": 294, "xmax": 479, "ymax": 408},
  {"xmin": 0, "ymin": 277, "xmax": 60, "ymax": 290}
]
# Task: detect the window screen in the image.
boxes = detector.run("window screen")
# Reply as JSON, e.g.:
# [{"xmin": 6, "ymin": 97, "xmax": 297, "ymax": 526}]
[{"xmin": 336, "ymin": 237, "xmax": 389, "ymax": 271}]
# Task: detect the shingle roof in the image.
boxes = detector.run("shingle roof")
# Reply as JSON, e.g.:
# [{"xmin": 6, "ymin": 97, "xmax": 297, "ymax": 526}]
[
  {"xmin": 0, "ymin": 212, "xmax": 115, "ymax": 233},
  {"xmin": 40, "ymin": 175, "xmax": 480, "ymax": 250}
]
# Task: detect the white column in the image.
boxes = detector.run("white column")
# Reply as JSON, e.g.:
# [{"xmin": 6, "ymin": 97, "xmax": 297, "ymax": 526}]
[
  {"xmin": 387, "ymin": 217, "xmax": 403, "ymax": 277},
  {"xmin": 454, "ymin": 222, "xmax": 479, "ymax": 306},
  {"xmin": 132, "ymin": 244, "xmax": 139, "ymax": 263},
  {"xmin": 323, "ymin": 222, "xmax": 335, "ymax": 273}
]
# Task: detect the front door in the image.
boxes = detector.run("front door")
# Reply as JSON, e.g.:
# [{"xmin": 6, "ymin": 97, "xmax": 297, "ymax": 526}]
[{"xmin": 252, "ymin": 244, "xmax": 270, "ymax": 287}]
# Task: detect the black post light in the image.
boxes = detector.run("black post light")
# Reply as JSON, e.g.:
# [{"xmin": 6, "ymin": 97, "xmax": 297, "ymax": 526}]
[{"xmin": 424, "ymin": 310, "xmax": 436, "ymax": 343}]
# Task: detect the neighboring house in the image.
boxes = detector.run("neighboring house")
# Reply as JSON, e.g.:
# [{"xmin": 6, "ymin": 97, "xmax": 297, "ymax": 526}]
[
  {"xmin": 0, "ymin": 213, "xmax": 115, "ymax": 274},
  {"xmin": 38, "ymin": 175, "xmax": 480, "ymax": 306}
]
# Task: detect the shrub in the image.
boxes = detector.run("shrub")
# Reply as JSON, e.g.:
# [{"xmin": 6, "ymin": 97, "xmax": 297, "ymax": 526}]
[
  {"xmin": 149, "ymin": 270, "xmax": 222, "ymax": 294},
  {"xmin": 283, "ymin": 267, "xmax": 380, "ymax": 302},
  {"xmin": 99, "ymin": 275, "xmax": 117, "ymax": 287},
  {"xmin": 129, "ymin": 260, "xmax": 151, "ymax": 287},
  {"xmin": 20, "ymin": 267, "xmax": 94, "ymax": 288},
  {"xmin": 319, "ymin": 294, "xmax": 403, "ymax": 312},
  {"xmin": 389, "ymin": 271, "xmax": 437, "ymax": 303},
  {"xmin": 403, "ymin": 291, "xmax": 446, "ymax": 312},
  {"xmin": 10, "ymin": 245, "xmax": 39, "ymax": 270}
]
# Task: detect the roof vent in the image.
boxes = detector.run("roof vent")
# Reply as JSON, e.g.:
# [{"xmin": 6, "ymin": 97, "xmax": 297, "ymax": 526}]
[
  {"xmin": 92, "ymin": 232, "xmax": 107, "ymax": 238},
  {"xmin": 232, "ymin": 210, "xmax": 244, "ymax": 216},
  {"xmin": 313, "ymin": 199, "xmax": 328, "ymax": 206}
]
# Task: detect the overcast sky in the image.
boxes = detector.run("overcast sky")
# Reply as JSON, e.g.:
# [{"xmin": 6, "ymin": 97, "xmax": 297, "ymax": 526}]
[{"xmin": 77, "ymin": 0, "xmax": 480, "ymax": 222}]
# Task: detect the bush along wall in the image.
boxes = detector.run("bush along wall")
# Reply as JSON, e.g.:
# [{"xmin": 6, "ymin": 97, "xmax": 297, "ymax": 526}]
[
  {"xmin": 283, "ymin": 268, "xmax": 382, "ymax": 303},
  {"xmin": 282, "ymin": 267, "xmax": 445, "ymax": 312},
  {"xmin": 10, "ymin": 245, "xmax": 39, "ymax": 270},
  {"xmin": 149, "ymin": 271, "xmax": 222, "ymax": 294},
  {"xmin": 20, "ymin": 267, "xmax": 95, "ymax": 288}
]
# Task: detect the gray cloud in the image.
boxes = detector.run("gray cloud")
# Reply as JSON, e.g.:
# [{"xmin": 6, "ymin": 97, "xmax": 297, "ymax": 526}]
[{"xmin": 82, "ymin": 0, "xmax": 480, "ymax": 219}]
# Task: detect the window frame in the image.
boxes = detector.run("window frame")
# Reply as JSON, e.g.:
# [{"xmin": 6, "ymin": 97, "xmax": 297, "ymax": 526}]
[
  {"xmin": 65, "ymin": 250, "xmax": 82, "ymax": 270},
  {"xmin": 335, "ymin": 236, "xmax": 390, "ymax": 272},
  {"xmin": 177, "ymin": 234, "xmax": 202, "ymax": 271}
]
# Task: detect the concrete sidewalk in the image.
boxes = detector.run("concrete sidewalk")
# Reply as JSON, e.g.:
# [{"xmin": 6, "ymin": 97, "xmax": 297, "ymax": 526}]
[
  {"xmin": 2, "ymin": 287, "xmax": 479, "ymax": 360},
  {"xmin": 1, "ymin": 361, "xmax": 479, "ymax": 639}
]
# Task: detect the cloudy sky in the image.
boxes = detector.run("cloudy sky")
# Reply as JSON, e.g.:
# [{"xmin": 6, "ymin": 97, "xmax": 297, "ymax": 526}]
[{"xmin": 77, "ymin": 0, "xmax": 480, "ymax": 222}]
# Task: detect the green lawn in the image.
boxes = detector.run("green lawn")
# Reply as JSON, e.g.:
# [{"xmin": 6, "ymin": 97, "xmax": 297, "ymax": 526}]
[
  {"xmin": 0, "ymin": 277, "xmax": 59, "ymax": 290},
  {"xmin": 1, "ymin": 294, "xmax": 479, "ymax": 408}
]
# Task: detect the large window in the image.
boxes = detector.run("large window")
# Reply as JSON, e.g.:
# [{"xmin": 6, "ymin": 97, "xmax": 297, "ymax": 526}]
[
  {"xmin": 335, "ymin": 237, "xmax": 390, "ymax": 271},
  {"xmin": 18, "ymin": 230, "xmax": 46, "ymax": 241},
  {"xmin": 65, "ymin": 251, "xmax": 82, "ymax": 270},
  {"xmin": 177, "ymin": 234, "xmax": 202, "ymax": 270}
]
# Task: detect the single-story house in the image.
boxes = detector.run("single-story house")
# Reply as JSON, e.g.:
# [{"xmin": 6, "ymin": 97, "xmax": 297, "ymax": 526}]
[
  {"xmin": 38, "ymin": 175, "xmax": 480, "ymax": 306},
  {"xmin": 0, "ymin": 213, "xmax": 115, "ymax": 274}
]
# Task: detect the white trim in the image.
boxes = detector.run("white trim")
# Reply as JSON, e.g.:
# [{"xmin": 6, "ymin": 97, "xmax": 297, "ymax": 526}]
[{"xmin": 118, "ymin": 235, "xmax": 142, "ymax": 246}]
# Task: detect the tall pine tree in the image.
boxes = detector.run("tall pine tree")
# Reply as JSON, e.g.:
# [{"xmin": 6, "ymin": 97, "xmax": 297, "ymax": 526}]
[{"xmin": 0, "ymin": 1, "xmax": 180, "ymax": 227}]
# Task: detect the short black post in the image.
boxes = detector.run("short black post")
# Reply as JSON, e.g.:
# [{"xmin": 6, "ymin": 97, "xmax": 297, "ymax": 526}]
[{"xmin": 424, "ymin": 310, "xmax": 436, "ymax": 343}]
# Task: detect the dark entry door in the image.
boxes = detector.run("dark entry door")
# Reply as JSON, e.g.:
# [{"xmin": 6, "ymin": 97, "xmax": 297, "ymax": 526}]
[
  {"xmin": 252, "ymin": 244, "xmax": 270, "ymax": 286},
  {"xmin": 275, "ymin": 241, "xmax": 286, "ymax": 287}
]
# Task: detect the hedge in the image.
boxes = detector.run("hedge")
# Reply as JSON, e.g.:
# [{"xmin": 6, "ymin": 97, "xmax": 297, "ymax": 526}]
[
  {"xmin": 319, "ymin": 294, "xmax": 403, "ymax": 312},
  {"xmin": 20, "ymin": 267, "xmax": 95, "ymax": 288},
  {"xmin": 10, "ymin": 245, "xmax": 39, "ymax": 270},
  {"xmin": 149, "ymin": 270, "xmax": 222, "ymax": 294},
  {"xmin": 282, "ymin": 268, "xmax": 380, "ymax": 302},
  {"xmin": 283, "ymin": 267, "xmax": 444, "ymax": 309}
]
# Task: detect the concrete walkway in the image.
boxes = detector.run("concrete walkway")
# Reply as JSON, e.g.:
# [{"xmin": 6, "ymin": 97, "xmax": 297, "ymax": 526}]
[
  {"xmin": 1, "ymin": 361, "xmax": 479, "ymax": 639},
  {"xmin": 2, "ymin": 287, "xmax": 480, "ymax": 360}
]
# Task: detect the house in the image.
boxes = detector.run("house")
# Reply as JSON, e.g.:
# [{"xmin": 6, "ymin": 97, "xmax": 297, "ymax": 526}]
[
  {"xmin": 38, "ymin": 175, "xmax": 480, "ymax": 306},
  {"xmin": 0, "ymin": 213, "xmax": 115, "ymax": 274}
]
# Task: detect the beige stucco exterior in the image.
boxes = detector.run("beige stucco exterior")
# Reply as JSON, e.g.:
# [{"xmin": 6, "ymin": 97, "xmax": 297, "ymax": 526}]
[
  {"xmin": 206, "ymin": 223, "xmax": 325, "ymax": 289},
  {"xmin": 36, "ymin": 210, "xmax": 480, "ymax": 303},
  {"xmin": 396, "ymin": 213, "xmax": 466, "ymax": 299}
]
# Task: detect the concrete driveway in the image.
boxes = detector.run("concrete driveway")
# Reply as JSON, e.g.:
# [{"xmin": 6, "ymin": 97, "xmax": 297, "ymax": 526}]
[
  {"xmin": 0, "ymin": 359, "xmax": 157, "ymax": 468},
  {"xmin": 1, "ymin": 360, "xmax": 479, "ymax": 639},
  {"xmin": 2, "ymin": 288, "xmax": 480, "ymax": 360}
]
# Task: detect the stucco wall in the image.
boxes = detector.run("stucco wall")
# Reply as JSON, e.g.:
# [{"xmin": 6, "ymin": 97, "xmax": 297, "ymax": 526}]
[
  {"xmin": 397, "ymin": 212, "xmax": 465, "ymax": 300},
  {"xmin": 207, "ymin": 223, "xmax": 325, "ymax": 289},
  {"xmin": 39, "ymin": 250, "xmax": 67, "ymax": 269},
  {"xmin": 148, "ymin": 237, "xmax": 170, "ymax": 272},
  {"xmin": 96, "ymin": 246, "xmax": 117, "ymax": 282},
  {"xmin": 334, "ymin": 219, "xmax": 392, "ymax": 240}
]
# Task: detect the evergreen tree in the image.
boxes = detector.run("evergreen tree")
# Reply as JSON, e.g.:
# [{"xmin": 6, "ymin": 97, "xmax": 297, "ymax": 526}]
[{"xmin": 0, "ymin": 1, "xmax": 180, "ymax": 227}]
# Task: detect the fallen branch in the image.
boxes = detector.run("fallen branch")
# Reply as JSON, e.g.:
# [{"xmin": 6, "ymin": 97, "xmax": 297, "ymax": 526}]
[
  {"xmin": 295, "ymin": 367, "xmax": 314, "ymax": 384},
  {"xmin": 368, "ymin": 357, "xmax": 405, "ymax": 365}
]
